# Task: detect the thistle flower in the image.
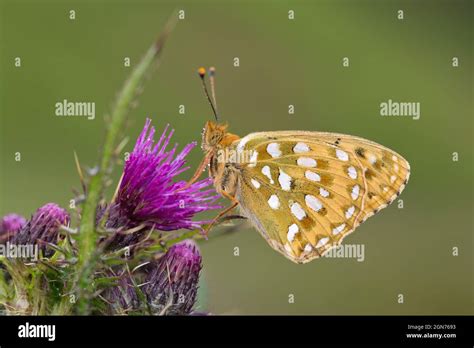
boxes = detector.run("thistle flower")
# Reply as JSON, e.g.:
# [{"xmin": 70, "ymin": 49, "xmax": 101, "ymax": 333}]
[
  {"xmin": 102, "ymin": 119, "xmax": 220, "ymax": 249},
  {"xmin": 117, "ymin": 119, "xmax": 220, "ymax": 230},
  {"xmin": 144, "ymin": 240, "xmax": 202, "ymax": 315},
  {"xmin": 12, "ymin": 203, "xmax": 70, "ymax": 254},
  {"xmin": 0, "ymin": 213, "xmax": 26, "ymax": 235}
]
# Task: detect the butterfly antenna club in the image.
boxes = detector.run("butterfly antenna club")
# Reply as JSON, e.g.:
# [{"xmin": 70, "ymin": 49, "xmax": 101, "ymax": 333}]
[{"xmin": 198, "ymin": 66, "xmax": 219, "ymax": 122}]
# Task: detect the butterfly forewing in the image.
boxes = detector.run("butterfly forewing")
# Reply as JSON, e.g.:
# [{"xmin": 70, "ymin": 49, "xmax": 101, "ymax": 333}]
[{"xmin": 232, "ymin": 131, "xmax": 410, "ymax": 264}]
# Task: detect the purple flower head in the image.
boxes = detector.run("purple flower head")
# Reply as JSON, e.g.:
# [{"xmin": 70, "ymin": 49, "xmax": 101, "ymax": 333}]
[
  {"xmin": 116, "ymin": 119, "xmax": 220, "ymax": 231},
  {"xmin": 12, "ymin": 203, "xmax": 70, "ymax": 255},
  {"xmin": 144, "ymin": 240, "xmax": 202, "ymax": 315},
  {"xmin": 0, "ymin": 213, "xmax": 26, "ymax": 235}
]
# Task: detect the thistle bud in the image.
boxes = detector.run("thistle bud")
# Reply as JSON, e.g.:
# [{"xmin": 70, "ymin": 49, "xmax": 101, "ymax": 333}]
[
  {"xmin": 144, "ymin": 240, "xmax": 202, "ymax": 315},
  {"xmin": 0, "ymin": 213, "xmax": 26, "ymax": 235},
  {"xmin": 12, "ymin": 203, "xmax": 70, "ymax": 255},
  {"xmin": 104, "ymin": 271, "xmax": 140, "ymax": 315}
]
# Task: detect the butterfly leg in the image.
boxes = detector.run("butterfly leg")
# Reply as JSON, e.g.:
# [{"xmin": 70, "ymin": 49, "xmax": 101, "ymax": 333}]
[
  {"xmin": 203, "ymin": 191, "xmax": 240, "ymax": 237},
  {"xmin": 217, "ymin": 214, "xmax": 247, "ymax": 224},
  {"xmin": 214, "ymin": 215, "xmax": 248, "ymax": 236},
  {"xmin": 179, "ymin": 152, "xmax": 212, "ymax": 191}
]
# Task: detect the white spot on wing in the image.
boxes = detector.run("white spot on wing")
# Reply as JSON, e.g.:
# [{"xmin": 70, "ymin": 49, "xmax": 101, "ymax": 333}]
[
  {"xmin": 278, "ymin": 169, "xmax": 292, "ymax": 191},
  {"xmin": 266, "ymin": 143, "xmax": 281, "ymax": 158},
  {"xmin": 390, "ymin": 175, "xmax": 396, "ymax": 183},
  {"xmin": 319, "ymin": 188, "xmax": 329, "ymax": 198},
  {"xmin": 345, "ymin": 206, "xmax": 355, "ymax": 219},
  {"xmin": 293, "ymin": 142, "xmax": 310, "ymax": 153},
  {"xmin": 332, "ymin": 223, "xmax": 346, "ymax": 235},
  {"xmin": 392, "ymin": 155, "xmax": 398, "ymax": 162},
  {"xmin": 368, "ymin": 154, "xmax": 377, "ymax": 164},
  {"xmin": 351, "ymin": 185, "xmax": 360, "ymax": 200},
  {"xmin": 305, "ymin": 195, "xmax": 322, "ymax": 212},
  {"xmin": 262, "ymin": 165, "xmax": 274, "ymax": 184},
  {"xmin": 287, "ymin": 224, "xmax": 299, "ymax": 242},
  {"xmin": 290, "ymin": 202, "xmax": 306, "ymax": 220},
  {"xmin": 316, "ymin": 237, "xmax": 329, "ymax": 248},
  {"xmin": 336, "ymin": 149, "xmax": 349, "ymax": 161},
  {"xmin": 347, "ymin": 166, "xmax": 357, "ymax": 179},
  {"xmin": 268, "ymin": 195, "xmax": 280, "ymax": 209},
  {"xmin": 304, "ymin": 243, "xmax": 313, "ymax": 253},
  {"xmin": 251, "ymin": 179, "xmax": 261, "ymax": 189},
  {"xmin": 305, "ymin": 170, "xmax": 321, "ymax": 182},
  {"xmin": 297, "ymin": 157, "xmax": 317, "ymax": 167}
]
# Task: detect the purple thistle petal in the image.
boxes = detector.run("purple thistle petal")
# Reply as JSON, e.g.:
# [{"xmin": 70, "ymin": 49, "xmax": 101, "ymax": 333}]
[{"xmin": 115, "ymin": 119, "xmax": 221, "ymax": 232}]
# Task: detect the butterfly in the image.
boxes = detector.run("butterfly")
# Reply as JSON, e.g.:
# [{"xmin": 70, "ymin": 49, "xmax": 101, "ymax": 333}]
[{"xmin": 186, "ymin": 67, "xmax": 410, "ymax": 264}]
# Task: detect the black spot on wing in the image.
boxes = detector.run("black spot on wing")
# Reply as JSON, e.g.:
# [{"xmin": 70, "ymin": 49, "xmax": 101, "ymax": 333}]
[
  {"xmin": 365, "ymin": 168, "xmax": 375, "ymax": 180},
  {"xmin": 355, "ymin": 147, "xmax": 366, "ymax": 158}
]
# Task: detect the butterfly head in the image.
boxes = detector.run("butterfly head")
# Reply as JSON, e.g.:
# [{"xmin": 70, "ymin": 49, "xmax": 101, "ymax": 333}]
[
  {"xmin": 201, "ymin": 121, "xmax": 225, "ymax": 151},
  {"xmin": 201, "ymin": 120, "xmax": 239, "ymax": 152},
  {"xmin": 198, "ymin": 67, "xmax": 240, "ymax": 152}
]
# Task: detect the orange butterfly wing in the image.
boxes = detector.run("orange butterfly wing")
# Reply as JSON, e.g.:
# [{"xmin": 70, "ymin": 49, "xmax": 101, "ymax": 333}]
[{"xmin": 231, "ymin": 131, "xmax": 410, "ymax": 263}]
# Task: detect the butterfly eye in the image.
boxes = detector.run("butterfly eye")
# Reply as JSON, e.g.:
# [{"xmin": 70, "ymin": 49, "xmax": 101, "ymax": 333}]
[{"xmin": 210, "ymin": 132, "xmax": 222, "ymax": 145}]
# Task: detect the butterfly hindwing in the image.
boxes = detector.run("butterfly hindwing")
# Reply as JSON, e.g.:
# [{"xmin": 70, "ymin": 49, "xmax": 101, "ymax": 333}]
[{"xmin": 231, "ymin": 131, "xmax": 410, "ymax": 264}]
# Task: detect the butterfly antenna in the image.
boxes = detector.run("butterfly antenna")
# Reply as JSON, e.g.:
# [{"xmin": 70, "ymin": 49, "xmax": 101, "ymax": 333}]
[
  {"xmin": 209, "ymin": 66, "xmax": 218, "ymax": 113},
  {"xmin": 198, "ymin": 67, "xmax": 219, "ymax": 122}
]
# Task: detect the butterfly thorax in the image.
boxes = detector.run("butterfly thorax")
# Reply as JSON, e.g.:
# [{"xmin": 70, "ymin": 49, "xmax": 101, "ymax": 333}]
[{"xmin": 201, "ymin": 121, "xmax": 241, "ymax": 197}]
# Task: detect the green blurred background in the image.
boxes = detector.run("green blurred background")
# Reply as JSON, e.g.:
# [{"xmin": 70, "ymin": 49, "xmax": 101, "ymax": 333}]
[{"xmin": 0, "ymin": 0, "xmax": 472, "ymax": 314}]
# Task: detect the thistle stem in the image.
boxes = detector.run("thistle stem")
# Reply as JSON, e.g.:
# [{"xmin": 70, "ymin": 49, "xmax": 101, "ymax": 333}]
[{"xmin": 74, "ymin": 15, "xmax": 176, "ymax": 315}]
